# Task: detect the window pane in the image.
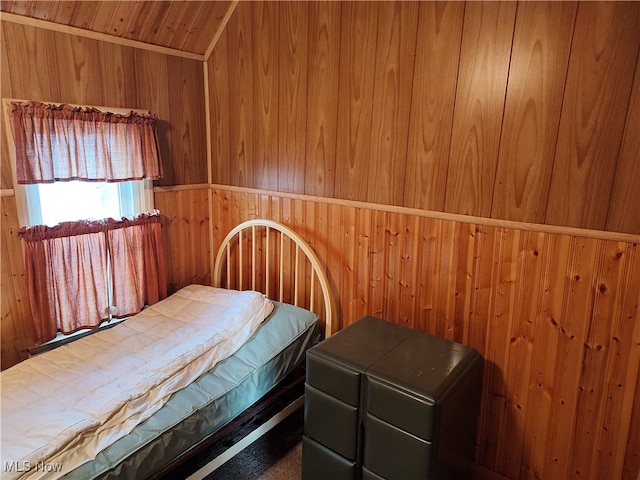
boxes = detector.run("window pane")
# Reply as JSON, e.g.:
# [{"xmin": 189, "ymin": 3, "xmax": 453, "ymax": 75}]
[{"xmin": 38, "ymin": 181, "xmax": 122, "ymax": 226}]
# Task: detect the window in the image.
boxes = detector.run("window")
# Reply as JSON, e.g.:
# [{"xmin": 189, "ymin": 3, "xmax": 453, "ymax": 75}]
[
  {"xmin": 7, "ymin": 100, "xmax": 160, "ymax": 228},
  {"xmin": 8, "ymin": 100, "xmax": 167, "ymax": 345},
  {"xmin": 20, "ymin": 179, "xmax": 154, "ymax": 227}
]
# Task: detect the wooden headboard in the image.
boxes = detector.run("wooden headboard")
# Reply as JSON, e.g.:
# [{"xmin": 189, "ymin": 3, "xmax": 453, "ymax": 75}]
[{"xmin": 213, "ymin": 219, "xmax": 333, "ymax": 337}]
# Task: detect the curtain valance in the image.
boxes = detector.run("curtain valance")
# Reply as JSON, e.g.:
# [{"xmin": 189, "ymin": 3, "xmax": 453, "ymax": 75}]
[
  {"xmin": 9, "ymin": 101, "xmax": 163, "ymax": 184},
  {"xmin": 17, "ymin": 210, "xmax": 163, "ymax": 241}
]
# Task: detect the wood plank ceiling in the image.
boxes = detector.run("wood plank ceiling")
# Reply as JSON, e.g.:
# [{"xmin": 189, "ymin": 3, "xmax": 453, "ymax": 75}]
[{"xmin": 0, "ymin": 1, "xmax": 234, "ymax": 56}]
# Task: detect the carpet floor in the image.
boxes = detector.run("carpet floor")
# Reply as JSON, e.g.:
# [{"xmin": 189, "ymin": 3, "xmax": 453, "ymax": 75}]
[{"xmin": 205, "ymin": 406, "xmax": 304, "ymax": 480}]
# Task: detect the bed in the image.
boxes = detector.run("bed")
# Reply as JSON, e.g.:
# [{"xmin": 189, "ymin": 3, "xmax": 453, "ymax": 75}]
[{"xmin": 0, "ymin": 219, "xmax": 334, "ymax": 480}]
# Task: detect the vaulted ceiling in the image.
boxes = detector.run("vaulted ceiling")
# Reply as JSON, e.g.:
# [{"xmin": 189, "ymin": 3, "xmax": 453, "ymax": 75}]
[{"xmin": 0, "ymin": 1, "xmax": 236, "ymax": 57}]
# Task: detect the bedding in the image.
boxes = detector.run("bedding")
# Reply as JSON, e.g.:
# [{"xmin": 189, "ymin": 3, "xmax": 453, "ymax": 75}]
[
  {"xmin": 0, "ymin": 285, "xmax": 273, "ymax": 480},
  {"xmin": 63, "ymin": 300, "xmax": 320, "ymax": 480}
]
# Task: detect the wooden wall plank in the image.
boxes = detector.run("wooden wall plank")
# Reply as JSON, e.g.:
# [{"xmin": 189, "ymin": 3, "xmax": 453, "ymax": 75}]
[
  {"xmin": 444, "ymin": 1, "xmax": 516, "ymax": 217},
  {"xmin": 490, "ymin": 228, "xmax": 522, "ymax": 474},
  {"xmin": 1, "ymin": 22, "xmax": 14, "ymax": 190},
  {"xmin": 403, "ymin": 1, "xmax": 463, "ymax": 211},
  {"xmin": 334, "ymin": 1, "xmax": 378, "ymax": 202},
  {"xmin": 253, "ymin": 1, "xmax": 278, "ymax": 191},
  {"xmin": 546, "ymin": 2, "xmax": 640, "ymax": 230},
  {"xmin": 226, "ymin": 3, "xmax": 254, "ymax": 188},
  {"xmin": 491, "ymin": 1, "xmax": 576, "ymax": 224},
  {"xmin": 53, "ymin": 29, "xmax": 103, "ymax": 105},
  {"xmin": 544, "ymin": 237, "xmax": 599, "ymax": 479},
  {"xmin": 98, "ymin": 42, "xmax": 138, "ymax": 108},
  {"xmin": 620, "ymin": 245, "xmax": 640, "ymax": 480},
  {"xmin": 304, "ymin": 1, "xmax": 340, "ymax": 197},
  {"xmin": 520, "ymin": 233, "xmax": 570, "ymax": 479},
  {"xmin": 154, "ymin": 188, "xmax": 211, "ymax": 294},
  {"xmin": 278, "ymin": 1, "xmax": 307, "ymax": 194},
  {"xmin": 2, "ymin": 22, "xmax": 61, "ymax": 102},
  {"xmin": 570, "ymin": 240, "xmax": 630, "ymax": 479},
  {"xmin": 208, "ymin": 30, "xmax": 231, "ymax": 185},
  {"xmin": 366, "ymin": 1, "xmax": 418, "ymax": 205},
  {"xmin": 1, "ymin": 197, "xmax": 31, "ymax": 367},
  {"xmin": 607, "ymin": 54, "xmax": 640, "ymax": 235},
  {"xmin": 165, "ymin": 54, "xmax": 207, "ymax": 185},
  {"xmin": 399, "ymin": 215, "xmax": 420, "ymax": 330},
  {"xmin": 500, "ymin": 230, "xmax": 544, "ymax": 479}
]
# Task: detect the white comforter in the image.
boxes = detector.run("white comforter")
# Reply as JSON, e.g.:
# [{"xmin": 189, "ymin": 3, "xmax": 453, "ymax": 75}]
[{"xmin": 0, "ymin": 285, "xmax": 273, "ymax": 479}]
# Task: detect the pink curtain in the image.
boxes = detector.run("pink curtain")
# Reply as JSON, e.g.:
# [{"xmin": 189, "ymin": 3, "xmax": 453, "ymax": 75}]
[
  {"xmin": 18, "ymin": 213, "xmax": 167, "ymax": 344},
  {"xmin": 107, "ymin": 213, "xmax": 167, "ymax": 318},
  {"xmin": 8, "ymin": 101, "xmax": 163, "ymax": 184},
  {"xmin": 19, "ymin": 222, "xmax": 111, "ymax": 343}
]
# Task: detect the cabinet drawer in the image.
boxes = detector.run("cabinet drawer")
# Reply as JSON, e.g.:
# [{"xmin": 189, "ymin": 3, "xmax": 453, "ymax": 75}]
[
  {"xmin": 362, "ymin": 467, "xmax": 386, "ymax": 480},
  {"xmin": 302, "ymin": 435, "xmax": 357, "ymax": 480},
  {"xmin": 366, "ymin": 375, "xmax": 437, "ymax": 441},
  {"xmin": 306, "ymin": 353, "xmax": 361, "ymax": 406},
  {"xmin": 304, "ymin": 384, "xmax": 359, "ymax": 460},
  {"xmin": 363, "ymin": 413, "xmax": 434, "ymax": 480}
]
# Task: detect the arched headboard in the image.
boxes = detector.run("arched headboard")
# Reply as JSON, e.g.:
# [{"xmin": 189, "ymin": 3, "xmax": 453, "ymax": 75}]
[{"xmin": 213, "ymin": 219, "xmax": 333, "ymax": 337}]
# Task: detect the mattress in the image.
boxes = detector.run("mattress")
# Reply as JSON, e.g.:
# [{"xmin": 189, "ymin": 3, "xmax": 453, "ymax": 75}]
[
  {"xmin": 1, "ymin": 285, "xmax": 274, "ymax": 480},
  {"xmin": 61, "ymin": 300, "xmax": 320, "ymax": 479}
]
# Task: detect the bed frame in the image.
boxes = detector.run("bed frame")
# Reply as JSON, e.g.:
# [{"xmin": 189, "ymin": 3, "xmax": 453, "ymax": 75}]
[
  {"xmin": 213, "ymin": 218, "xmax": 333, "ymax": 337},
  {"xmin": 150, "ymin": 219, "xmax": 335, "ymax": 479}
]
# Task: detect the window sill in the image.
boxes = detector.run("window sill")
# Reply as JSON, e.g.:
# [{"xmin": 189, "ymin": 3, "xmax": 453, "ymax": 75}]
[{"xmin": 28, "ymin": 317, "xmax": 128, "ymax": 356}]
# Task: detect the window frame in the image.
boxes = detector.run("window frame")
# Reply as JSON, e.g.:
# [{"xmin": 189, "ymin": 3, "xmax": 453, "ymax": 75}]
[{"xmin": 3, "ymin": 98, "xmax": 157, "ymax": 228}]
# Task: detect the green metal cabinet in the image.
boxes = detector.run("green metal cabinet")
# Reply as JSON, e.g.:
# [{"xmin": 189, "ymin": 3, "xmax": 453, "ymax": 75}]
[{"xmin": 302, "ymin": 316, "xmax": 482, "ymax": 480}]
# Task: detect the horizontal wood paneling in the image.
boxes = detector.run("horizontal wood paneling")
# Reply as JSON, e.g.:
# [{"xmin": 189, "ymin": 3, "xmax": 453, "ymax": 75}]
[
  {"xmin": 211, "ymin": 186, "xmax": 640, "ymax": 480},
  {"xmin": 208, "ymin": 1, "xmax": 640, "ymax": 234}
]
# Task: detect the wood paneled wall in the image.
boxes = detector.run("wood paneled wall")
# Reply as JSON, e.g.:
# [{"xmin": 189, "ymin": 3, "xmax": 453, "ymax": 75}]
[
  {"xmin": 154, "ymin": 186, "xmax": 211, "ymax": 294},
  {"xmin": 2, "ymin": 4, "xmax": 640, "ymax": 480},
  {"xmin": 211, "ymin": 185, "xmax": 640, "ymax": 480},
  {"xmin": 207, "ymin": 1, "xmax": 640, "ymax": 234},
  {"xmin": 0, "ymin": 20, "xmax": 207, "ymax": 368},
  {"xmin": 1, "ymin": 20, "xmax": 207, "ymax": 187},
  {"xmin": 1, "ymin": 196, "xmax": 31, "ymax": 366}
]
